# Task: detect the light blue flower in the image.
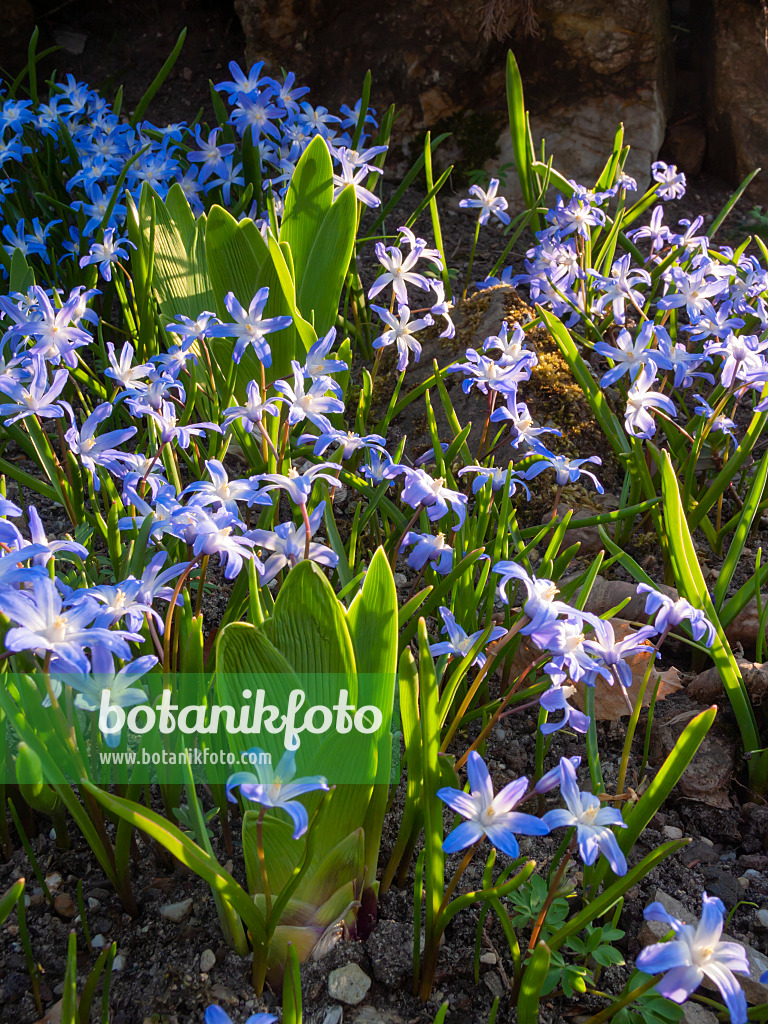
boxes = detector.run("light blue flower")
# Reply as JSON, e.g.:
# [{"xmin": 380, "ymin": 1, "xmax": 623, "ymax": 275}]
[
  {"xmin": 429, "ymin": 606, "xmax": 506, "ymax": 668},
  {"xmin": 437, "ymin": 751, "xmax": 548, "ymax": 858},
  {"xmin": 636, "ymin": 893, "xmax": 749, "ymax": 1024},
  {"xmin": 205, "ymin": 1005, "xmax": 276, "ymax": 1024},
  {"xmin": 226, "ymin": 749, "xmax": 328, "ymax": 839},
  {"xmin": 542, "ymin": 757, "xmax": 627, "ymax": 875},
  {"xmin": 459, "ymin": 178, "xmax": 510, "ymax": 226}
]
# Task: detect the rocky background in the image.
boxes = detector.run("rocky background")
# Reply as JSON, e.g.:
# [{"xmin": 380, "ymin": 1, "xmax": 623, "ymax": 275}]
[{"xmin": 2, "ymin": 1, "xmax": 768, "ymax": 200}]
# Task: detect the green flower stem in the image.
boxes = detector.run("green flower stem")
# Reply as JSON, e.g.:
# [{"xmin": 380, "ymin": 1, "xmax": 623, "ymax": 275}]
[
  {"xmin": 463, "ymin": 219, "xmax": 481, "ymax": 300},
  {"xmin": 582, "ymin": 974, "xmax": 659, "ymax": 1024},
  {"xmin": 163, "ymin": 555, "xmax": 203, "ymax": 675},
  {"xmin": 528, "ymin": 834, "xmax": 576, "ymax": 952},
  {"xmin": 442, "ymin": 619, "xmax": 526, "ymax": 753},
  {"xmin": 616, "ymin": 628, "xmax": 669, "ymax": 799}
]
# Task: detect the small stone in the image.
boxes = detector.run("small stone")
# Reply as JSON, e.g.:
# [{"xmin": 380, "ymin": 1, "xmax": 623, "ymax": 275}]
[
  {"xmin": 159, "ymin": 898, "xmax": 193, "ymax": 923},
  {"xmin": 112, "ymin": 955, "xmax": 125, "ymax": 972},
  {"xmin": 328, "ymin": 963, "xmax": 372, "ymax": 1006},
  {"xmin": 682, "ymin": 1003, "xmax": 719, "ymax": 1024},
  {"xmin": 45, "ymin": 872, "xmax": 62, "ymax": 891},
  {"xmin": 87, "ymin": 897, "xmax": 101, "ymax": 911},
  {"xmin": 210, "ymin": 984, "xmax": 238, "ymax": 1005},
  {"xmin": 484, "ymin": 971, "xmax": 505, "ymax": 999},
  {"xmin": 394, "ymin": 573, "xmax": 407, "ymax": 587},
  {"xmin": 29, "ymin": 888, "xmax": 44, "ymax": 908},
  {"xmin": 479, "ymin": 951, "xmax": 497, "ymax": 965},
  {"xmin": 754, "ymin": 908, "xmax": 768, "ymax": 930},
  {"xmin": 352, "ymin": 1010, "xmax": 403, "ymax": 1024},
  {"xmin": 200, "ymin": 948, "xmax": 216, "ymax": 973},
  {"xmin": 92, "ymin": 934, "xmax": 106, "ymax": 948},
  {"xmin": 738, "ymin": 877, "xmax": 751, "ymax": 889},
  {"xmin": 322, "ymin": 1008, "xmax": 343, "ymax": 1024},
  {"xmin": 662, "ymin": 825, "xmax": 683, "ymax": 840},
  {"xmin": 54, "ymin": 893, "xmax": 76, "ymax": 918},
  {"xmin": 744, "ymin": 869, "xmax": 763, "ymax": 881}
]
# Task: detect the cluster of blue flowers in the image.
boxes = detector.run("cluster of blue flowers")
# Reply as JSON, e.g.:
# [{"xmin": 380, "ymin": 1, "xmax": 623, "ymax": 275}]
[
  {"xmin": 0, "ymin": 57, "xmax": 759, "ymax": 1024},
  {"xmin": 0, "ymin": 62, "xmax": 381, "ymax": 283},
  {"xmin": 475, "ymin": 162, "xmax": 768, "ymax": 448}
]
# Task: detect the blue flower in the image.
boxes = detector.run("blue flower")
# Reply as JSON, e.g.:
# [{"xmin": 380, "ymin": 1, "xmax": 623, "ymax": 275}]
[
  {"xmin": 246, "ymin": 501, "xmax": 339, "ymax": 583},
  {"xmin": 491, "ymin": 561, "xmax": 570, "ymax": 630},
  {"xmin": 400, "ymin": 468, "xmax": 467, "ymax": 531},
  {"xmin": 205, "ymin": 1005, "xmax": 276, "ymax": 1024},
  {"xmin": 524, "ymin": 446, "xmax": 604, "ymax": 493},
  {"xmin": 539, "ymin": 683, "xmax": 590, "ymax": 735},
  {"xmin": 51, "ymin": 646, "xmax": 157, "ymax": 747},
  {"xmin": 79, "ymin": 228, "xmax": 134, "ymax": 282},
  {"xmin": 534, "ymin": 756, "xmax": 582, "ymax": 795},
  {"xmin": 542, "ymin": 757, "xmax": 628, "ymax": 874},
  {"xmin": 226, "ymin": 749, "xmax": 328, "ymax": 839},
  {"xmin": 429, "ymin": 606, "xmax": 506, "ymax": 667},
  {"xmin": 273, "ymin": 359, "xmax": 344, "ymax": 429},
  {"xmin": 636, "ymin": 894, "xmax": 749, "ymax": 1024},
  {"xmin": 651, "ymin": 161, "xmax": 687, "ymax": 200},
  {"xmin": 623, "ymin": 365, "xmax": 677, "ymax": 440},
  {"xmin": 401, "ymin": 531, "xmax": 453, "ymax": 574},
  {"xmin": 63, "ymin": 401, "xmax": 137, "ymax": 489},
  {"xmin": 210, "ymin": 289, "xmax": 292, "ymax": 366},
  {"xmin": 0, "ymin": 356, "xmax": 68, "ymax": 425},
  {"xmin": 636, "ymin": 585, "xmax": 716, "ymax": 646},
  {"xmin": 0, "ymin": 576, "xmax": 140, "ymax": 673},
  {"xmin": 459, "ymin": 178, "xmax": 510, "ymax": 226},
  {"xmin": 438, "ymin": 752, "xmax": 547, "ymax": 857},
  {"xmin": 371, "ymin": 304, "xmax": 434, "ymax": 372}
]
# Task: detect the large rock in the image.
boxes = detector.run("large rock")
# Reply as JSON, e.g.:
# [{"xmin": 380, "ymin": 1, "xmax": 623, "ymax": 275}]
[
  {"xmin": 708, "ymin": 0, "xmax": 768, "ymax": 202},
  {"xmin": 234, "ymin": 0, "xmax": 671, "ymax": 189}
]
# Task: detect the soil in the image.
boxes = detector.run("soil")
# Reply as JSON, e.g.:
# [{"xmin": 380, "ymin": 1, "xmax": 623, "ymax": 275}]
[{"xmin": 2, "ymin": 5, "xmax": 768, "ymax": 1024}]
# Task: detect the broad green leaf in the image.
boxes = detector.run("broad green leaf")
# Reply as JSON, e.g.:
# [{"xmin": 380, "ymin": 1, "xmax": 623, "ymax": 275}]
[
  {"xmin": 165, "ymin": 182, "xmax": 197, "ymax": 249},
  {"xmin": 205, "ymin": 205, "xmax": 266, "ymax": 311},
  {"xmin": 280, "ymin": 134, "xmax": 334, "ymax": 287},
  {"xmin": 660, "ymin": 453, "xmax": 761, "ymax": 764},
  {"xmin": 298, "ymin": 184, "xmax": 357, "ymax": 335}
]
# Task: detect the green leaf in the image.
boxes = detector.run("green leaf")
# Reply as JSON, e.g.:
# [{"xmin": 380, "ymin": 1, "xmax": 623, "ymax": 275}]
[
  {"xmin": 83, "ymin": 782, "xmax": 266, "ymax": 941},
  {"xmin": 506, "ymin": 51, "xmax": 539, "ymax": 231},
  {"xmin": 205, "ymin": 205, "xmax": 267, "ymax": 311},
  {"xmin": 517, "ymin": 942, "xmax": 551, "ymax": 1024},
  {"xmin": 142, "ymin": 186, "xmax": 215, "ymax": 318},
  {"xmin": 0, "ymin": 879, "xmax": 23, "ymax": 926},
  {"xmin": 539, "ymin": 306, "xmax": 629, "ymax": 456},
  {"xmin": 282, "ymin": 943, "xmax": 303, "ymax": 1024},
  {"xmin": 713, "ymin": 446, "xmax": 768, "ymax": 609},
  {"xmin": 129, "ymin": 28, "xmax": 187, "ymax": 127},
  {"xmin": 297, "ymin": 184, "xmax": 357, "ymax": 335},
  {"xmin": 280, "ymin": 134, "xmax": 334, "ymax": 288},
  {"xmin": 547, "ymin": 841, "xmax": 687, "ymax": 953},
  {"xmin": 660, "ymin": 453, "xmax": 762, "ymax": 765}
]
